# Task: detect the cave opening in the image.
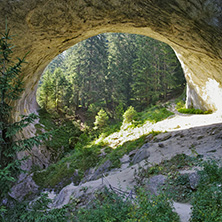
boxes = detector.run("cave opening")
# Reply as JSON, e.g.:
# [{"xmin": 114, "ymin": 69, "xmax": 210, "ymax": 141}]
[{"xmin": 36, "ymin": 33, "xmax": 186, "ymax": 125}]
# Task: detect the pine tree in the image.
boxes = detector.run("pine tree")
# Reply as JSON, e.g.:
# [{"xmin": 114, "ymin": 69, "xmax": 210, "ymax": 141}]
[
  {"xmin": 0, "ymin": 25, "xmax": 48, "ymax": 200},
  {"xmin": 37, "ymin": 70, "xmax": 53, "ymax": 110},
  {"xmin": 93, "ymin": 109, "xmax": 109, "ymax": 130}
]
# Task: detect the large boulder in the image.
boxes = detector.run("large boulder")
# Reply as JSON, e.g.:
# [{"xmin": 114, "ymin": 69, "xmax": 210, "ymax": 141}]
[
  {"xmin": 132, "ymin": 143, "xmax": 150, "ymax": 164},
  {"xmin": 144, "ymin": 174, "xmax": 167, "ymax": 195},
  {"xmin": 9, "ymin": 173, "xmax": 39, "ymax": 201}
]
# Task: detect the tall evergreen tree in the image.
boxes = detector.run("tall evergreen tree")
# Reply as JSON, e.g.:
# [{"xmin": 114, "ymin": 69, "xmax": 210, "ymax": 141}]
[
  {"xmin": 37, "ymin": 70, "xmax": 53, "ymax": 110},
  {"xmin": 37, "ymin": 33, "xmax": 185, "ymax": 121}
]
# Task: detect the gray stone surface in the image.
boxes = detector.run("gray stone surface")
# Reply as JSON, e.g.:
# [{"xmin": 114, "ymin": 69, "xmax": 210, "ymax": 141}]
[
  {"xmin": 89, "ymin": 160, "xmax": 112, "ymax": 181},
  {"xmin": 153, "ymin": 132, "xmax": 172, "ymax": 142},
  {"xmin": 189, "ymin": 172, "xmax": 200, "ymax": 190},
  {"xmin": 9, "ymin": 173, "xmax": 39, "ymax": 201},
  {"xmin": 120, "ymin": 154, "xmax": 130, "ymax": 164},
  {"xmin": 132, "ymin": 144, "xmax": 150, "ymax": 164},
  {"xmin": 145, "ymin": 134, "xmax": 154, "ymax": 142},
  {"xmin": 144, "ymin": 174, "xmax": 167, "ymax": 195}
]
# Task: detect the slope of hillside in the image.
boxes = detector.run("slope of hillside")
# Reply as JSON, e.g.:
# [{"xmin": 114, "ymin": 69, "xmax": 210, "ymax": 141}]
[{"xmin": 47, "ymin": 107, "xmax": 222, "ymax": 221}]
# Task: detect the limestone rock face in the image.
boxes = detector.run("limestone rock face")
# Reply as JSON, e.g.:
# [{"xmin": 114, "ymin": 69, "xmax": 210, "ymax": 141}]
[{"xmin": 0, "ymin": 0, "xmax": 221, "ymax": 166}]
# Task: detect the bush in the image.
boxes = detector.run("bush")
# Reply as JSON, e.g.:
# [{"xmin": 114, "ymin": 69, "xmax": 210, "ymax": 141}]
[
  {"xmin": 176, "ymin": 101, "xmax": 185, "ymax": 109},
  {"xmin": 190, "ymin": 160, "xmax": 222, "ymax": 221},
  {"xmin": 94, "ymin": 109, "xmax": 109, "ymax": 130},
  {"xmin": 128, "ymin": 190, "xmax": 180, "ymax": 222},
  {"xmin": 76, "ymin": 188, "xmax": 131, "ymax": 221},
  {"xmin": 3, "ymin": 193, "xmax": 68, "ymax": 222},
  {"xmin": 75, "ymin": 188, "xmax": 179, "ymax": 222},
  {"xmin": 177, "ymin": 108, "xmax": 212, "ymax": 114},
  {"xmin": 123, "ymin": 106, "xmax": 137, "ymax": 124}
]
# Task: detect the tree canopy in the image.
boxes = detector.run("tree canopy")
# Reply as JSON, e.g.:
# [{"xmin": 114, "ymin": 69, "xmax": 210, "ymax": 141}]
[{"xmin": 37, "ymin": 33, "xmax": 185, "ymax": 121}]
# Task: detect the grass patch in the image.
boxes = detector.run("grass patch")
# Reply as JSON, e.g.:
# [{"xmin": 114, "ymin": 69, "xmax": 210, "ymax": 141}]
[
  {"xmin": 135, "ymin": 105, "xmax": 174, "ymax": 126},
  {"xmin": 98, "ymin": 133, "xmax": 152, "ymax": 169},
  {"xmin": 136, "ymin": 154, "xmax": 199, "ymax": 184},
  {"xmin": 177, "ymin": 108, "xmax": 212, "ymax": 114}
]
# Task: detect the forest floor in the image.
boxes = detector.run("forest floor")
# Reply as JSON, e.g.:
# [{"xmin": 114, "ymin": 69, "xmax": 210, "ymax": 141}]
[{"xmin": 50, "ymin": 105, "xmax": 222, "ymax": 221}]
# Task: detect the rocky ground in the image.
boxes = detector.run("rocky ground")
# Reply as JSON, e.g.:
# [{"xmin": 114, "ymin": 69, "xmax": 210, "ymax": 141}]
[{"xmin": 47, "ymin": 109, "xmax": 222, "ymax": 222}]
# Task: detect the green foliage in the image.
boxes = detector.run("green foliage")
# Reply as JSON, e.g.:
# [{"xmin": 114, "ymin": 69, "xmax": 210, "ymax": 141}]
[
  {"xmin": 190, "ymin": 160, "xmax": 222, "ymax": 221},
  {"xmin": 37, "ymin": 33, "xmax": 185, "ymax": 122},
  {"xmin": 166, "ymin": 173, "xmax": 193, "ymax": 203},
  {"xmin": 75, "ymin": 188, "xmax": 179, "ymax": 222},
  {"xmin": 100, "ymin": 134, "xmax": 149, "ymax": 169},
  {"xmin": 176, "ymin": 101, "xmax": 185, "ymax": 109},
  {"xmin": 114, "ymin": 103, "xmax": 124, "ymax": 121},
  {"xmin": 0, "ymin": 25, "xmax": 49, "ymax": 201},
  {"xmin": 121, "ymin": 105, "xmax": 173, "ymax": 129},
  {"xmin": 136, "ymin": 154, "xmax": 198, "ymax": 183},
  {"xmin": 136, "ymin": 106, "xmax": 174, "ymax": 125},
  {"xmin": 128, "ymin": 190, "xmax": 180, "ymax": 222},
  {"xmin": 94, "ymin": 109, "xmax": 109, "ymax": 130},
  {"xmin": 33, "ymin": 135, "xmax": 103, "ymax": 190},
  {"xmin": 76, "ymin": 188, "xmax": 132, "ymax": 221},
  {"xmin": 36, "ymin": 109, "xmax": 82, "ymax": 157},
  {"xmin": 178, "ymin": 108, "xmax": 212, "ymax": 114},
  {"xmin": 123, "ymin": 106, "xmax": 137, "ymax": 124},
  {"xmin": 3, "ymin": 193, "xmax": 68, "ymax": 222}
]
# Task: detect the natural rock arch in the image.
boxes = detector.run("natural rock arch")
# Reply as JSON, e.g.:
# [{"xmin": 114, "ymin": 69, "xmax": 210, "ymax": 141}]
[
  {"xmin": 1, "ymin": 0, "xmax": 222, "ymax": 116},
  {"xmin": 0, "ymin": 0, "xmax": 222, "ymax": 167}
]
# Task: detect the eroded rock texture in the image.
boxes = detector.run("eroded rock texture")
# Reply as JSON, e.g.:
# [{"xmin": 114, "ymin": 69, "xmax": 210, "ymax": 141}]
[{"xmin": 0, "ymin": 0, "xmax": 221, "ymax": 166}]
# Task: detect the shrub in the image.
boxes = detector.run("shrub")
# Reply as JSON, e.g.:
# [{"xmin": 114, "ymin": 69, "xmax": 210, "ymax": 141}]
[
  {"xmin": 75, "ymin": 188, "xmax": 179, "ymax": 222},
  {"xmin": 176, "ymin": 101, "xmax": 185, "ymax": 109},
  {"xmin": 190, "ymin": 160, "xmax": 222, "ymax": 221},
  {"xmin": 177, "ymin": 108, "xmax": 212, "ymax": 114},
  {"xmin": 123, "ymin": 106, "xmax": 137, "ymax": 124},
  {"xmin": 3, "ymin": 193, "xmax": 68, "ymax": 222},
  {"xmin": 76, "ymin": 188, "xmax": 131, "ymax": 222},
  {"xmin": 128, "ymin": 190, "xmax": 180, "ymax": 222},
  {"xmin": 94, "ymin": 109, "xmax": 109, "ymax": 130}
]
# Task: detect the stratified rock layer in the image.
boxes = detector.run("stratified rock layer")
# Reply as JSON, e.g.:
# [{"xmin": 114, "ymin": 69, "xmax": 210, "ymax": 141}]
[{"xmin": 0, "ymin": 0, "xmax": 221, "ymax": 166}]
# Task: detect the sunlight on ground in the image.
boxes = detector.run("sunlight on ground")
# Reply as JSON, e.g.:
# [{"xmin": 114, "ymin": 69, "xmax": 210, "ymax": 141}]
[{"xmin": 98, "ymin": 112, "xmax": 222, "ymax": 149}]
